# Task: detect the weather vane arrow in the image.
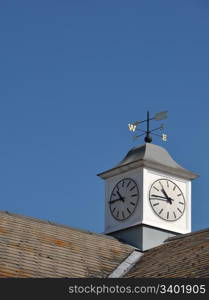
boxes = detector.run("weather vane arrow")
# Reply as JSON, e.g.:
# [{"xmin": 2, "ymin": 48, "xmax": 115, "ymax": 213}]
[{"xmin": 128, "ymin": 110, "xmax": 168, "ymax": 143}]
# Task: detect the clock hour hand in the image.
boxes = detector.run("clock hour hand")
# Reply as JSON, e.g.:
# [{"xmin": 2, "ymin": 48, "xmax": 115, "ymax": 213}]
[
  {"xmin": 109, "ymin": 198, "xmax": 124, "ymax": 204},
  {"xmin": 150, "ymin": 197, "xmax": 170, "ymax": 202},
  {"xmin": 151, "ymin": 194, "xmax": 174, "ymax": 202},
  {"xmin": 151, "ymin": 194, "xmax": 173, "ymax": 199},
  {"xmin": 151, "ymin": 194, "xmax": 166, "ymax": 198}
]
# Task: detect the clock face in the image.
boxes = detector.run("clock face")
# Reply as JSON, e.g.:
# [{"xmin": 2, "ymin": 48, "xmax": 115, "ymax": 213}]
[
  {"xmin": 109, "ymin": 178, "xmax": 139, "ymax": 221},
  {"xmin": 149, "ymin": 179, "xmax": 185, "ymax": 221}
]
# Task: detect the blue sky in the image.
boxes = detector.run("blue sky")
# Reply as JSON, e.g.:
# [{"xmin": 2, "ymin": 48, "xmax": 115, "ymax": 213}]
[{"xmin": 0, "ymin": 0, "xmax": 208, "ymax": 233}]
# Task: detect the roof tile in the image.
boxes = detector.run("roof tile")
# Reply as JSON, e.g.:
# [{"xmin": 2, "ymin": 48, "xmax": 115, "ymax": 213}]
[
  {"xmin": 126, "ymin": 229, "xmax": 209, "ymax": 278},
  {"xmin": 0, "ymin": 211, "xmax": 133, "ymax": 278}
]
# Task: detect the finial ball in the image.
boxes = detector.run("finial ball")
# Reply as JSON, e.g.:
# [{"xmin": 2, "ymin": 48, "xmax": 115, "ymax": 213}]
[{"xmin": 144, "ymin": 136, "xmax": 152, "ymax": 143}]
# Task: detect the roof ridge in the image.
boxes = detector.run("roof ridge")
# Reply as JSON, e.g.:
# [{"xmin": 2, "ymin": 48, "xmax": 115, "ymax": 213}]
[{"xmin": 165, "ymin": 227, "xmax": 209, "ymax": 242}]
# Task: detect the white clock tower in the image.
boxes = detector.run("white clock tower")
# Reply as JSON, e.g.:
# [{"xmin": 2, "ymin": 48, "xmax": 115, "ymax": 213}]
[{"xmin": 98, "ymin": 143, "xmax": 198, "ymax": 251}]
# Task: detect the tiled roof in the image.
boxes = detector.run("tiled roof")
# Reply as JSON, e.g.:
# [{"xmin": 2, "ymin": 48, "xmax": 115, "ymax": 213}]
[
  {"xmin": 1, "ymin": 210, "xmax": 209, "ymax": 278},
  {"xmin": 126, "ymin": 228, "xmax": 209, "ymax": 278},
  {"xmin": 0, "ymin": 211, "xmax": 133, "ymax": 278}
]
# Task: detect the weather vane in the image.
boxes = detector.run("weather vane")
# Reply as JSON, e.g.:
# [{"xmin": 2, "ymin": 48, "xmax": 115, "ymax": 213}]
[{"xmin": 128, "ymin": 110, "xmax": 168, "ymax": 143}]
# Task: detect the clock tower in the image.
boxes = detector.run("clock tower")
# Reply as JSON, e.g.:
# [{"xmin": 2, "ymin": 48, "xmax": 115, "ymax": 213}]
[{"xmin": 98, "ymin": 143, "xmax": 198, "ymax": 251}]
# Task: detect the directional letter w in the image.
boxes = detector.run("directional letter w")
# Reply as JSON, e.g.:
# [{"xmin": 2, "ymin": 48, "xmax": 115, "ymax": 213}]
[{"xmin": 128, "ymin": 124, "xmax": 137, "ymax": 132}]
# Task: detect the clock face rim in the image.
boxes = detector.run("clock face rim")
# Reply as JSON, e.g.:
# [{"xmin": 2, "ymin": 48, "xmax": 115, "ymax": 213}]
[
  {"xmin": 149, "ymin": 178, "xmax": 186, "ymax": 222},
  {"xmin": 109, "ymin": 178, "xmax": 139, "ymax": 221}
]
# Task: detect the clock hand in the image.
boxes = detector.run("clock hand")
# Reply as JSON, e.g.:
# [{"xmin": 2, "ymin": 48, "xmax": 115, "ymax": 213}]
[
  {"xmin": 160, "ymin": 186, "xmax": 172, "ymax": 205},
  {"xmin": 161, "ymin": 188, "xmax": 169, "ymax": 199},
  {"xmin": 109, "ymin": 198, "xmax": 124, "ymax": 204},
  {"xmin": 117, "ymin": 190, "xmax": 123, "ymax": 198},
  {"xmin": 151, "ymin": 194, "xmax": 167, "ymax": 198},
  {"xmin": 117, "ymin": 191, "xmax": 125, "ymax": 202},
  {"xmin": 150, "ymin": 197, "xmax": 171, "ymax": 202},
  {"xmin": 151, "ymin": 194, "xmax": 174, "ymax": 201}
]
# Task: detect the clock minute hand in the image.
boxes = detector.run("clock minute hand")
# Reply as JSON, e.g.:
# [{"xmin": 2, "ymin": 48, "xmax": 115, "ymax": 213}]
[
  {"xmin": 161, "ymin": 188, "xmax": 173, "ymax": 205},
  {"xmin": 117, "ymin": 191, "xmax": 125, "ymax": 202},
  {"xmin": 161, "ymin": 187, "xmax": 169, "ymax": 198}
]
